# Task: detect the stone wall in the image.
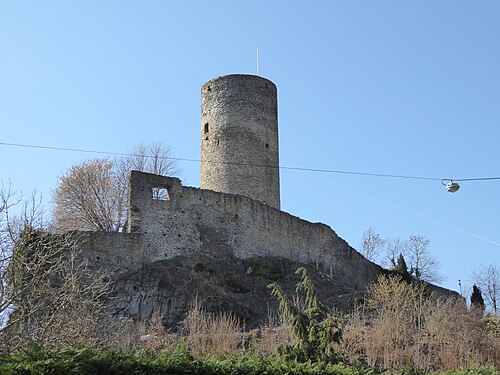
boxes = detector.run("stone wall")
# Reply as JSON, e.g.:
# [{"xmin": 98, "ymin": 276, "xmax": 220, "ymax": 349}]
[
  {"xmin": 125, "ymin": 170, "xmax": 383, "ymax": 291},
  {"xmin": 75, "ymin": 170, "xmax": 456, "ymax": 325},
  {"xmin": 200, "ymin": 74, "xmax": 281, "ymax": 210},
  {"xmin": 77, "ymin": 231, "xmax": 143, "ymax": 274}
]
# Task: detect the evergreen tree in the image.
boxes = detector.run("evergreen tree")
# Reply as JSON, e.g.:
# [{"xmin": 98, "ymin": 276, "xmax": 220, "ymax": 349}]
[
  {"xmin": 393, "ymin": 253, "xmax": 411, "ymax": 281},
  {"xmin": 471, "ymin": 284, "xmax": 486, "ymax": 312},
  {"xmin": 268, "ymin": 267, "xmax": 341, "ymax": 362}
]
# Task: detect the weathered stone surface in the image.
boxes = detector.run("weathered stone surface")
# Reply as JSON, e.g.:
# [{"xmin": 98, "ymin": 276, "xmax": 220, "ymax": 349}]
[
  {"xmin": 76, "ymin": 250, "xmax": 367, "ymax": 329},
  {"xmin": 200, "ymin": 75, "xmax": 280, "ymax": 209},
  {"xmin": 125, "ymin": 171, "xmax": 383, "ymax": 292},
  {"xmin": 76, "ymin": 170, "xmax": 387, "ymax": 328},
  {"xmin": 72, "ymin": 74, "xmax": 457, "ymax": 331}
]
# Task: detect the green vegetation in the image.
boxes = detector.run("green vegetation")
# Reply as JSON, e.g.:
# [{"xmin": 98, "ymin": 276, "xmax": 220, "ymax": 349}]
[
  {"xmin": 2, "ymin": 259, "xmax": 499, "ymax": 374},
  {"xmin": 0, "ymin": 346, "xmax": 497, "ymax": 375},
  {"xmin": 249, "ymin": 257, "xmax": 286, "ymax": 280},
  {"xmin": 471, "ymin": 285, "xmax": 486, "ymax": 312},
  {"xmin": 392, "ymin": 253, "xmax": 411, "ymax": 281},
  {"xmin": 268, "ymin": 267, "xmax": 342, "ymax": 362},
  {"xmin": 223, "ymin": 271, "xmax": 251, "ymax": 293}
]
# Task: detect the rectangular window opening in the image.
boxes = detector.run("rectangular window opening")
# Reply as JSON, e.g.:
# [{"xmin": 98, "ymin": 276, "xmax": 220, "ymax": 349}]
[
  {"xmin": 152, "ymin": 187, "xmax": 170, "ymax": 201},
  {"xmin": 204, "ymin": 123, "xmax": 209, "ymax": 133}
]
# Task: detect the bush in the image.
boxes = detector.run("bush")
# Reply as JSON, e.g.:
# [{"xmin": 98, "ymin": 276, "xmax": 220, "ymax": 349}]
[
  {"xmin": 0, "ymin": 346, "xmax": 377, "ymax": 375},
  {"xmin": 0, "ymin": 345, "xmax": 497, "ymax": 374},
  {"xmin": 339, "ymin": 275, "xmax": 500, "ymax": 372}
]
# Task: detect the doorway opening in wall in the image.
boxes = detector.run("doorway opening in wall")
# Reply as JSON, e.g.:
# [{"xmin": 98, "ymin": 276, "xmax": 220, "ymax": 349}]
[{"xmin": 152, "ymin": 187, "xmax": 170, "ymax": 201}]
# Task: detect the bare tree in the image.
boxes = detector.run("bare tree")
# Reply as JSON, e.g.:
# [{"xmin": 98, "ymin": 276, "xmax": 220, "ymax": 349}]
[
  {"xmin": 472, "ymin": 263, "xmax": 499, "ymax": 316},
  {"xmin": 0, "ymin": 183, "xmax": 17, "ymax": 329},
  {"xmin": 0, "ymin": 183, "xmax": 112, "ymax": 350},
  {"xmin": 53, "ymin": 158, "xmax": 125, "ymax": 232},
  {"xmin": 1, "ymin": 183, "xmax": 46, "ymax": 327},
  {"xmin": 384, "ymin": 237, "xmax": 407, "ymax": 268},
  {"xmin": 0, "ymin": 183, "xmax": 111, "ymax": 350},
  {"xmin": 0, "ymin": 183, "xmax": 19, "ymax": 259},
  {"xmin": 116, "ymin": 142, "xmax": 180, "ymax": 200},
  {"xmin": 360, "ymin": 227, "xmax": 385, "ymax": 262},
  {"xmin": 3, "ymin": 230, "xmax": 111, "ymax": 350},
  {"xmin": 341, "ymin": 275, "xmax": 500, "ymax": 371},
  {"xmin": 406, "ymin": 234, "xmax": 443, "ymax": 283},
  {"xmin": 53, "ymin": 142, "xmax": 179, "ymax": 232},
  {"xmin": 118, "ymin": 142, "xmax": 180, "ymax": 177},
  {"xmin": 1, "ymin": 182, "xmax": 45, "ymax": 246}
]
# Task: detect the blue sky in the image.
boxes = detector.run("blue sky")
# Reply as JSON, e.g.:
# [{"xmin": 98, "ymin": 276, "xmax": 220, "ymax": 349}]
[{"xmin": 1, "ymin": 1, "xmax": 499, "ymax": 295}]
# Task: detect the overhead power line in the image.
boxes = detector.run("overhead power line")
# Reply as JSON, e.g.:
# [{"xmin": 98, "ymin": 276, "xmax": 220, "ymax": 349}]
[{"xmin": 1, "ymin": 141, "xmax": 499, "ymax": 184}]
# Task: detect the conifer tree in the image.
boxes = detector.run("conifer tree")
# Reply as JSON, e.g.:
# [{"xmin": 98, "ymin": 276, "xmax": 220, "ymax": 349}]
[
  {"xmin": 268, "ymin": 267, "xmax": 341, "ymax": 362},
  {"xmin": 470, "ymin": 284, "xmax": 486, "ymax": 312},
  {"xmin": 393, "ymin": 253, "xmax": 411, "ymax": 281}
]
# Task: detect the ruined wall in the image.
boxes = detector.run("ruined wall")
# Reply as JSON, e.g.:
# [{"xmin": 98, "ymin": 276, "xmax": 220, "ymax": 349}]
[
  {"xmin": 78, "ymin": 231, "xmax": 143, "ymax": 271},
  {"xmin": 126, "ymin": 170, "xmax": 383, "ymax": 291}
]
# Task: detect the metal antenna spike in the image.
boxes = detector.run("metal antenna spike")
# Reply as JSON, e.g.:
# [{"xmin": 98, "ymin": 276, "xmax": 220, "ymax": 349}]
[{"xmin": 256, "ymin": 46, "xmax": 260, "ymax": 76}]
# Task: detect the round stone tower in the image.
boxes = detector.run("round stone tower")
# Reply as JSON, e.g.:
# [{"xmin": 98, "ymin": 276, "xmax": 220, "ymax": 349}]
[{"xmin": 200, "ymin": 74, "xmax": 280, "ymax": 209}]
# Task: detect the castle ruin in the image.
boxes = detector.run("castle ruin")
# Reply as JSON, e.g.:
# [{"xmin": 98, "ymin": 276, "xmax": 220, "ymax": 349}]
[
  {"xmin": 200, "ymin": 75, "xmax": 280, "ymax": 209},
  {"xmin": 79, "ymin": 74, "xmax": 422, "ymax": 326}
]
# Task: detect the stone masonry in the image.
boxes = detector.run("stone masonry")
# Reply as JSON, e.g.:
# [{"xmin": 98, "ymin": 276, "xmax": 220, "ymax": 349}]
[
  {"xmin": 126, "ymin": 170, "xmax": 383, "ymax": 292},
  {"xmin": 200, "ymin": 75, "xmax": 280, "ymax": 210},
  {"xmin": 75, "ymin": 74, "xmax": 456, "ymax": 326}
]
